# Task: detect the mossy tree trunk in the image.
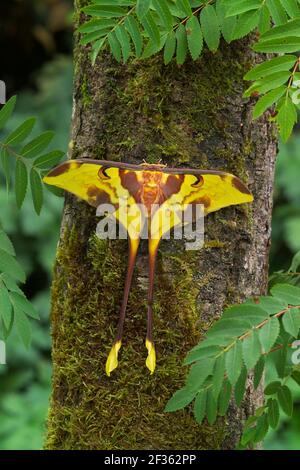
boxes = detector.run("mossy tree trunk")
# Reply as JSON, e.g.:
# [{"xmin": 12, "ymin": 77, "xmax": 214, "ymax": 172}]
[{"xmin": 45, "ymin": 4, "xmax": 277, "ymax": 450}]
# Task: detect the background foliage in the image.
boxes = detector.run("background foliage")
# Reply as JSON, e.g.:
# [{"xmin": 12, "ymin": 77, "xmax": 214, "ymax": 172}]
[{"xmin": 0, "ymin": 0, "xmax": 300, "ymax": 449}]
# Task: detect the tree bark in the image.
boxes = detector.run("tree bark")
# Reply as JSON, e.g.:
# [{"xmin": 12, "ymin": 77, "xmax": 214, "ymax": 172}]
[{"xmin": 45, "ymin": 3, "xmax": 277, "ymax": 450}]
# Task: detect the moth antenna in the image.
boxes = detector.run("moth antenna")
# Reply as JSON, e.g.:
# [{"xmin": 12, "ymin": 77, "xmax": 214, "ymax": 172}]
[
  {"xmin": 105, "ymin": 237, "xmax": 140, "ymax": 376},
  {"xmin": 145, "ymin": 236, "xmax": 160, "ymax": 374}
]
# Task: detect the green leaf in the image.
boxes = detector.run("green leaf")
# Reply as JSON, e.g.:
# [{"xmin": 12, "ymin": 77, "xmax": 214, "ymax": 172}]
[
  {"xmin": 177, "ymin": 0, "xmax": 193, "ymax": 16},
  {"xmin": 152, "ymin": 0, "xmax": 173, "ymax": 30},
  {"xmin": 252, "ymin": 86, "xmax": 286, "ymax": 119},
  {"xmin": 186, "ymin": 358, "xmax": 215, "ymax": 392},
  {"xmin": 78, "ymin": 18, "xmax": 115, "ymax": 33},
  {"xmin": 0, "ymin": 147, "xmax": 10, "ymax": 189},
  {"xmin": 82, "ymin": 5, "xmax": 126, "ymax": 17},
  {"xmin": 266, "ymin": 0, "xmax": 288, "ymax": 24},
  {"xmin": 0, "ymin": 231, "xmax": 15, "ymax": 256},
  {"xmin": 164, "ymin": 30, "xmax": 176, "ymax": 64},
  {"xmin": 289, "ymin": 250, "xmax": 300, "ymax": 272},
  {"xmin": 234, "ymin": 366, "xmax": 247, "ymax": 406},
  {"xmin": 30, "ymin": 168, "xmax": 43, "ymax": 215},
  {"xmin": 0, "ymin": 283, "xmax": 12, "ymax": 329},
  {"xmin": 136, "ymin": 0, "xmax": 151, "ymax": 19},
  {"xmin": 176, "ymin": 24, "xmax": 188, "ymax": 65},
  {"xmin": 258, "ymin": 4, "xmax": 271, "ymax": 33},
  {"xmin": 141, "ymin": 11, "xmax": 161, "ymax": 46},
  {"xmin": 206, "ymin": 390, "xmax": 217, "ymax": 424},
  {"xmin": 14, "ymin": 306, "xmax": 32, "ymax": 348},
  {"xmin": 4, "ymin": 117, "xmax": 36, "ymax": 146},
  {"xmin": 194, "ymin": 390, "xmax": 207, "ymax": 424},
  {"xmin": 291, "ymin": 370, "xmax": 300, "ymax": 386},
  {"xmin": 225, "ymin": 341, "xmax": 243, "ymax": 386},
  {"xmin": 244, "ymin": 54, "xmax": 297, "ymax": 80},
  {"xmin": 9, "ymin": 291, "xmax": 39, "ymax": 320},
  {"xmin": 253, "ymin": 414, "xmax": 269, "ymax": 443},
  {"xmin": 222, "ymin": 304, "xmax": 268, "ymax": 325},
  {"xmin": 225, "ymin": 0, "xmax": 262, "ymax": 16},
  {"xmin": 212, "ymin": 355, "xmax": 225, "ymax": 400},
  {"xmin": 218, "ymin": 380, "xmax": 232, "ymax": 416},
  {"xmin": 186, "ymin": 16, "xmax": 203, "ymax": 60},
  {"xmin": 254, "ymin": 355, "xmax": 265, "ymax": 389},
  {"xmin": 277, "ymin": 385, "xmax": 293, "ymax": 416},
  {"xmin": 0, "ymin": 96, "xmax": 17, "ymax": 130},
  {"xmin": 242, "ymin": 329, "xmax": 262, "ymax": 370},
  {"xmin": 33, "ymin": 150, "xmax": 64, "ymax": 169},
  {"xmin": 264, "ymin": 380, "xmax": 282, "ymax": 395},
  {"xmin": 91, "ymin": 38, "xmax": 107, "ymax": 65},
  {"xmin": 282, "ymin": 307, "xmax": 300, "ymax": 337},
  {"xmin": 115, "ymin": 25, "xmax": 131, "ymax": 63},
  {"xmin": 271, "ymin": 283, "xmax": 300, "ymax": 305},
  {"xmin": 1, "ymin": 273, "xmax": 23, "ymax": 295},
  {"xmin": 267, "ymin": 398, "xmax": 280, "ymax": 428},
  {"xmin": 254, "ymin": 36, "xmax": 300, "ymax": 53},
  {"xmin": 80, "ymin": 29, "xmax": 108, "ymax": 46},
  {"xmin": 164, "ymin": 387, "xmax": 196, "ymax": 412},
  {"xmin": 244, "ymin": 71, "xmax": 291, "ymax": 97},
  {"xmin": 277, "ymin": 96, "xmax": 297, "ymax": 142},
  {"xmin": 253, "ymin": 295, "xmax": 288, "ymax": 314},
  {"xmin": 184, "ymin": 345, "xmax": 220, "ymax": 365},
  {"xmin": 280, "ymin": 0, "xmax": 300, "ymax": 18},
  {"xmin": 125, "ymin": 16, "xmax": 143, "ymax": 57},
  {"xmin": 0, "ymin": 249, "xmax": 25, "ymax": 283},
  {"xmin": 233, "ymin": 9, "xmax": 260, "ymax": 39},
  {"xmin": 259, "ymin": 316, "xmax": 280, "ymax": 352},
  {"xmin": 15, "ymin": 159, "xmax": 28, "ymax": 209},
  {"xmin": 274, "ymin": 344, "xmax": 288, "ymax": 378},
  {"xmin": 216, "ymin": 0, "xmax": 237, "ymax": 43},
  {"xmin": 141, "ymin": 35, "xmax": 166, "ymax": 59},
  {"xmin": 200, "ymin": 4, "xmax": 220, "ymax": 51},
  {"xmin": 108, "ymin": 31, "xmax": 122, "ymax": 62},
  {"xmin": 21, "ymin": 131, "xmax": 54, "ymax": 159}
]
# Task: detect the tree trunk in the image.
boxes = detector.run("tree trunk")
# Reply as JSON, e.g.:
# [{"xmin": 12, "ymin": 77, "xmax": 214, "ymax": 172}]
[{"xmin": 45, "ymin": 3, "xmax": 277, "ymax": 450}]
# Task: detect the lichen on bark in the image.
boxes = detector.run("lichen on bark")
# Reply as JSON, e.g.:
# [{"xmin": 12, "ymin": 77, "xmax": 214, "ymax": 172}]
[{"xmin": 45, "ymin": 4, "xmax": 277, "ymax": 450}]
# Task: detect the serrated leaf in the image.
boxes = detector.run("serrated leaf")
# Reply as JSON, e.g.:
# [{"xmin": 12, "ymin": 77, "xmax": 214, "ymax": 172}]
[
  {"xmin": 206, "ymin": 390, "xmax": 217, "ymax": 424},
  {"xmin": 152, "ymin": 0, "xmax": 173, "ymax": 30},
  {"xmin": 222, "ymin": 304, "xmax": 269, "ymax": 325},
  {"xmin": 0, "ymin": 249, "xmax": 25, "ymax": 283},
  {"xmin": 14, "ymin": 306, "xmax": 32, "ymax": 348},
  {"xmin": 141, "ymin": 35, "xmax": 166, "ymax": 59},
  {"xmin": 280, "ymin": 0, "xmax": 300, "ymax": 18},
  {"xmin": 254, "ymin": 37, "xmax": 300, "ymax": 53},
  {"xmin": 252, "ymin": 86, "xmax": 286, "ymax": 119},
  {"xmin": 4, "ymin": 117, "xmax": 36, "ymax": 146},
  {"xmin": 226, "ymin": 341, "xmax": 243, "ymax": 386},
  {"xmin": 136, "ymin": 0, "xmax": 151, "ymax": 19},
  {"xmin": 125, "ymin": 16, "xmax": 143, "ymax": 57},
  {"xmin": 266, "ymin": 0, "xmax": 288, "ymax": 24},
  {"xmin": 267, "ymin": 398, "xmax": 280, "ymax": 428},
  {"xmin": 164, "ymin": 30, "xmax": 176, "ymax": 64},
  {"xmin": 177, "ymin": 0, "xmax": 193, "ymax": 16},
  {"xmin": 30, "ymin": 168, "xmax": 43, "ymax": 215},
  {"xmin": 242, "ymin": 329, "xmax": 262, "ymax": 370},
  {"xmin": 264, "ymin": 380, "xmax": 282, "ymax": 395},
  {"xmin": 282, "ymin": 307, "xmax": 300, "ymax": 337},
  {"xmin": 80, "ymin": 29, "xmax": 109, "ymax": 46},
  {"xmin": 244, "ymin": 54, "xmax": 297, "ymax": 80},
  {"xmin": 233, "ymin": 9, "xmax": 260, "ymax": 39},
  {"xmin": 277, "ymin": 385, "xmax": 293, "ymax": 416},
  {"xmin": 78, "ymin": 18, "xmax": 115, "ymax": 33},
  {"xmin": 234, "ymin": 366, "xmax": 247, "ymax": 406},
  {"xmin": 141, "ymin": 11, "xmax": 161, "ymax": 46},
  {"xmin": 108, "ymin": 31, "xmax": 122, "ymax": 62},
  {"xmin": 254, "ymin": 355, "xmax": 265, "ymax": 389},
  {"xmin": 186, "ymin": 16, "xmax": 203, "ymax": 60},
  {"xmin": 244, "ymin": 71, "xmax": 291, "ymax": 97},
  {"xmin": 274, "ymin": 343, "xmax": 288, "ymax": 378},
  {"xmin": 271, "ymin": 283, "xmax": 300, "ymax": 305},
  {"xmin": 0, "ymin": 96, "xmax": 17, "ymax": 130},
  {"xmin": 33, "ymin": 150, "xmax": 64, "ymax": 169},
  {"xmin": 200, "ymin": 4, "xmax": 220, "ymax": 51},
  {"xmin": 164, "ymin": 387, "xmax": 196, "ymax": 412},
  {"xmin": 115, "ymin": 24, "xmax": 131, "ymax": 63},
  {"xmin": 258, "ymin": 4, "xmax": 271, "ymax": 33},
  {"xmin": 82, "ymin": 5, "xmax": 126, "ymax": 17},
  {"xmin": 218, "ymin": 380, "xmax": 232, "ymax": 416},
  {"xmin": 0, "ymin": 283, "xmax": 12, "ymax": 329},
  {"xmin": 1, "ymin": 273, "xmax": 23, "ymax": 294},
  {"xmin": 0, "ymin": 231, "xmax": 15, "ymax": 256},
  {"xmin": 259, "ymin": 316, "xmax": 280, "ymax": 353},
  {"xmin": 289, "ymin": 250, "xmax": 300, "ymax": 272},
  {"xmin": 21, "ymin": 131, "xmax": 54, "ymax": 159},
  {"xmin": 277, "ymin": 96, "xmax": 297, "ymax": 142},
  {"xmin": 9, "ymin": 291, "xmax": 39, "ymax": 320},
  {"xmin": 176, "ymin": 23, "xmax": 187, "ymax": 65},
  {"xmin": 212, "ymin": 355, "xmax": 225, "ymax": 400},
  {"xmin": 253, "ymin": 295, "xmax": 288, "ymax": 314},
  {"xmin": 216, "ymin": 0, "xmax": 237, "ymax": 43},
  {"xmin": 184, "ymin": 344, "xmax": 220, "ymax": 365},
  {"xmin": 291, "ymin": 370, "xmax": 300, "ymax": 386},
  {"xmin": 225, "ymin": 0, "xmax": 261, "ymax": 17},
  {"xmin": 194, "ymin": 390, "xmax": 207, "ymax": 424},
  {"xmin": 253, "ymin": 414, "xmax": 269, "ymax": 443},
  {"xmin": 15, "ymin": 159, "xmax": 28, "ymax": 209},
  {"xmin": 186, "ymin": 358, "xmax": 215, "ymax": 392}
]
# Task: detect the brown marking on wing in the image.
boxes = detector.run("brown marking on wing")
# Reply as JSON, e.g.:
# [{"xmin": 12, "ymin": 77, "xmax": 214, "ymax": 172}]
[
  {"xmin": 219, "ymin": 174, "xmax": 227, "ymax": 181},
  {"xmin": 193, "ymin": 195, "xmax": 211, "ymax": 209},
  {"xmin": 86, "ymin": 185, "xmax": 113, "ymax": 208},
  {"xmin": 231, "ymin": 176, "xmax": 251, "ymax": 195},
  {"xmin": 119, "ymin": 170, "xmax": 141, "ymax": 199},
  {"xmin": 48, "ymin": 161, "xmax": 82, "ymax": 177},
  {"xmin": 162, "ymin": 174, "xmax": 184, "ymax": 199},
  {"xmin": 191, "ymin": 175, "xmax": 204, "ymax": 188}
]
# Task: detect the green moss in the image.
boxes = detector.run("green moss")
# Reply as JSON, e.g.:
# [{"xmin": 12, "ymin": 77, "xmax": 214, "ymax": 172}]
[{"xmin": 81, "ymin": 74, "xmax": 92, "ymax": 108}]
